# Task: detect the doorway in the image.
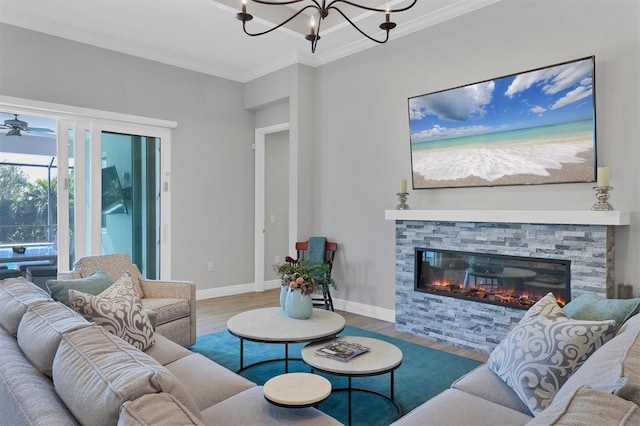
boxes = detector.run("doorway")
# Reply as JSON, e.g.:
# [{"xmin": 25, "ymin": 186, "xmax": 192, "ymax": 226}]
[{"xmin": 254, "ymin": 122, "xmax": 295, "ymax": 291}]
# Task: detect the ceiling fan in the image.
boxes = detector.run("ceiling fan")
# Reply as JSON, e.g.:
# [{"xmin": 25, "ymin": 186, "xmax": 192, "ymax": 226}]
[{"xmin": 0, "ymin": 113, "xmax": 55, "ymax": 136}]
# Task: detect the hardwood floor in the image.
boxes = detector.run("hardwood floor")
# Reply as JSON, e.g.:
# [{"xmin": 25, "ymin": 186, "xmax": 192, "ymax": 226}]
[{"xmin": 196, "ymin": 288, "xmax": 488, "ymax": 363}]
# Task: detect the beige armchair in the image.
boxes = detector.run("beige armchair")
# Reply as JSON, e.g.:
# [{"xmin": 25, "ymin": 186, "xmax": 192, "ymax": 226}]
[{"xmin": 59, "ymin": 254, "xmax": 196, "ymax": 347}]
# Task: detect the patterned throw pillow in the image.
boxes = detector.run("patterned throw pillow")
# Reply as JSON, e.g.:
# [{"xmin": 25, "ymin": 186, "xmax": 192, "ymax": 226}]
[
  {"xmin": 70, "ymin": 273, "xmax": 155, "ymax": 351},
  {"xmin": 487, "ymin": 292, "xmax": 615, "ymax": 415}
]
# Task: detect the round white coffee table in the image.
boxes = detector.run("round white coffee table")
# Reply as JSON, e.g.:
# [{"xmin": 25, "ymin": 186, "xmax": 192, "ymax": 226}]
[
  {"xmin": 263, "ymin": 373, "xmax": 332, "ymax": 408},
  {"xmin": 302, "ymin": 336, "xmax": 403, "ymax": 426},
  {"xmin": 227, "ymin": 307, "xmax": 346, "ymax": 372}
]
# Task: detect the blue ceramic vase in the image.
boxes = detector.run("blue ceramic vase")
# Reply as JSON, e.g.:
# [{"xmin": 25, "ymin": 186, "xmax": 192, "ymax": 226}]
[
  {"xmin": 284, "ymin": 288, "xmax": 312, "ymax": 319},
  {"xmin": 280, "ymin": 286, "xmax": 289, "ymax": 310}
]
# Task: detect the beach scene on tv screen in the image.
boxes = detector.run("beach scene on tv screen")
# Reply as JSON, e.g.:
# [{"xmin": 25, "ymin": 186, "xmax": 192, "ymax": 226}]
[{"xmin": 408, "ymin": 57, "xmax": 595, "ymax": 189}]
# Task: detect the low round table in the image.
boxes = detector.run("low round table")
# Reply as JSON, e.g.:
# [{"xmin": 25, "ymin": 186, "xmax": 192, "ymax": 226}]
[
  {"xmin": 263, "ymin": 373, "xmax": 332, "ymax": 408},
  {"xmin": 227, "ymin": 307, "xmax": 346, "ymax": 372},
  {"xmin": 302, "ymin": 336, "xmax": 403, "ymax": 426}
]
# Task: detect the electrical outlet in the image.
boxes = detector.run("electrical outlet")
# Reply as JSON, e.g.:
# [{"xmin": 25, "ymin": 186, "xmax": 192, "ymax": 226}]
[
  {"xmin": 207, "ymin": 261, "xmax": 214, "ymax": 272},
  {"xmin": 275, "ymin": 256, "xmax": 280, "ymax": 264},
  {"xmin": 269, "ymin": 214, "xmax": 276, "ymax": 224}
]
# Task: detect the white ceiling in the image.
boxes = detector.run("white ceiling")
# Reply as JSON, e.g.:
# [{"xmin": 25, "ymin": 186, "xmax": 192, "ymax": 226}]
[{"xmin": 0, "ymin": 0, "xmax": 499, "ymax": 83}]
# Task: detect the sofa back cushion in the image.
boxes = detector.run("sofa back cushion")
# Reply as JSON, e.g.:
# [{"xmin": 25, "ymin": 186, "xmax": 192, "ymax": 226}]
[
  {"xmin": 0, "ymin": 325, "xmax": 79, "ymax": 426},
  {"xmin": 552, "ymin": 312, "xmax": 640, "ymax": 406},
  {"xmin": 0, "ymin": 277, "xmax": 52, "ymax": 336},
  {"xmin": 53, "ymin": 326, "xmax": 201, "ymax": 426},
  {"xmin": 527, "ymin": 385, "xmax": 640, "ymax": 426},
  {"xmin": 17, "ymin": 301, "xmax": 90, "ymax": 376}
]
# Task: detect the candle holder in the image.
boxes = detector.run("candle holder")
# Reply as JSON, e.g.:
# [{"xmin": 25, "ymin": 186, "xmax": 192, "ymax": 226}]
[
  {"xmin": 591, "ymin": 186, "xmax": 614, "ymax": 211},
  {"xmin": 396, "ymin": 192, "xmax": 410, "ymax": 210}
]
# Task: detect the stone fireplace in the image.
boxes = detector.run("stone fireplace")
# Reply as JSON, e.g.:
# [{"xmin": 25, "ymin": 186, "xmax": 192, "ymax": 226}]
[{"xmin": 385, "ymin": 210, "xmax": 629, "ymax": 354}]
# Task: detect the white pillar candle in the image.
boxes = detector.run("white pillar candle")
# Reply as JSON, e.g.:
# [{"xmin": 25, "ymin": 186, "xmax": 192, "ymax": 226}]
[
  {"xmin": 401, "ymin": 179, "xmax": 407, "ymax": 193},
  {"xmin": 597, "ymin": 167, "xmax": 610, "ymax": 187}
]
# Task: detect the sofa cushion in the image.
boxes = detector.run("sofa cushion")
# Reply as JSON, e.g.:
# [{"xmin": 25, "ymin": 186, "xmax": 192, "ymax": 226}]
[
  {"xmin": 17, "ymin": 301, "xmax": 90, "ymax": 376},
  {"xmin": 70, "ymin": 273, "xmax": 155, "ymax": 351},
  {"xmin": 53, "ymin": 326, "xmax": 202, "ymax": 426},
  {"xmin": 0, "ymin": 277, "xmax": 52, "ymax": 336},
  {"xmin": 47, "ymin": 268, "xmax": 114, "ymax": 307},
  {"xmin": 389, "ymin": 388, "xmax": 532, "ymax": 426},
  {"xmin": 526, "ymin": 386, "xmax": 640, "ymax": 426},
  {"xmin": 451, "ymin": 364, "xmax": 531, "ymax": 415},
  {"xmin": 164, "ymin": 352, "xmax": 256, "ymax": 410},
  {"xmin": 552, "ymin": 312, "xmax": 640, "ymax": 406},
  {"xmin": 487, "ymin": 292, "xmax": 615, "ymax": 415},
  {"xmin": 118, "ymin": 393, "xmax": 204, "ymax": 426},
  {"xmin": 0, "ymin": 325, "xmax": 79, "ymax": 426},
  {"xmin": 141, "ymin": 297, "xmax": 190, "ymax": 325},
  {"xmin": 144, "ymin": 333, "xmax": 192, "ymax": 366},
  {"xmin": 563, "ymin": 292, "xmax": 640, "ymax": 333},
  {"xmin": 200, "ymin": 386, "xmax": 344, "ymax": 426}
]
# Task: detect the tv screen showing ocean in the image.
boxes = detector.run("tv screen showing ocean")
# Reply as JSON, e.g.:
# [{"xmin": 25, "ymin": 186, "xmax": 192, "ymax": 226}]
[
  {"xmin": 407, "ymin": 56, "xmax": 596, "ymax": 189},
  {"xmin": 411, "ymin": 120, "xmax": 594, "ymax": 188}
]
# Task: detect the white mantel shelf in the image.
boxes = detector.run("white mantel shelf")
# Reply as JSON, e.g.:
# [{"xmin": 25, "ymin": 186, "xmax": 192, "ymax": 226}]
[{"xmin": 384, "ymin": 210, "xmax": 630, "ymax": 226}]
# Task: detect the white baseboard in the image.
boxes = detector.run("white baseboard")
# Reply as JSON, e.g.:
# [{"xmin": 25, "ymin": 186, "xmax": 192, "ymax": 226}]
[{"xmin": 196, "ymin": 284, "xmax": 395, "ymax": 323}]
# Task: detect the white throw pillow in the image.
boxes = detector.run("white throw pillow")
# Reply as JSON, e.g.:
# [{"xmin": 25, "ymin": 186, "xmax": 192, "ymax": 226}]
[
  {"xmin": 488, "ymin": 292, "xmax": 615, "ymax": 415},
  {"xmin": 70, "ymin": 272, "xmax": 155, "ymax": 351}
]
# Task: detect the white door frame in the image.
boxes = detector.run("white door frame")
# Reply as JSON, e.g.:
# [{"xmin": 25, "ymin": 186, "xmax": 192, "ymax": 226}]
[{"xmin": 254, "ymin": 122, "xmax": 295, "ymax": 292}]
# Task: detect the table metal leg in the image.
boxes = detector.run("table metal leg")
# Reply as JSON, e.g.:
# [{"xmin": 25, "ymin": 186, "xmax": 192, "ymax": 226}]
[
  {"xmin": 239, "ymin": 338, "xmax": 244, "ymax": 371},
  {"xmin": 390, "ymin": 370, "xmax": 395, "ymax": 400},
  {"xmin": 285, "ymin": 343, "xmax": 289, "ymax": 373},
  {"xmin": 348, "ymin": 376, "xmax": 352, "ymax": 426}
]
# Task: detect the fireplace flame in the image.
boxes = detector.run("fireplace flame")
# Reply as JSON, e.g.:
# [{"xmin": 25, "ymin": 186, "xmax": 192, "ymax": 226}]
[{"xmin": 424, "ymin": 279, "xmax": 565, "ymax": 309}]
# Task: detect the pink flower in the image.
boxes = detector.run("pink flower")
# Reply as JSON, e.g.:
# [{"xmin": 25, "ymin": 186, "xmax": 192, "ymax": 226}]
[{"xmin": 295, "ymin": 277, "xmax": 304, "ymax": 284}]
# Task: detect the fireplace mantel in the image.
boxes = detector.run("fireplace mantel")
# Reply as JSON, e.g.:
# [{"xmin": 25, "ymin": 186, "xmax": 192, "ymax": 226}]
[{"xmin": 385, "ymin": 210, "xmax": 630, "ymax": 226}]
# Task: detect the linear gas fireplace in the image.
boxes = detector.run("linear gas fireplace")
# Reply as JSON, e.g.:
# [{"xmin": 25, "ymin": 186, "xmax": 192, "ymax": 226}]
[{"xmin": 414, "ymin": 248, "xmax": 571, "ymax": 310}]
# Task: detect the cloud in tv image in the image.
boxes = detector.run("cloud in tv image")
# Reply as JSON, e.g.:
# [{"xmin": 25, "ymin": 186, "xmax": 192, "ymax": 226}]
[{"xmin": 408, "ymin": 56, "xmax": 596, "ymax": 189}]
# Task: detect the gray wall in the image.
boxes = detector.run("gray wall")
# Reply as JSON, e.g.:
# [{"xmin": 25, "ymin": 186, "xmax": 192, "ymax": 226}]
[
  {"xmin": 0, "ymin": 23, "xmax": 256, "ymax": 290},
  {"xmin": 310, "ymin": 0, "xmax": 639, "ymax": 309},
  {"xmin": 1, "ymin": 0, "xmax": 638, "ymax": 313}
]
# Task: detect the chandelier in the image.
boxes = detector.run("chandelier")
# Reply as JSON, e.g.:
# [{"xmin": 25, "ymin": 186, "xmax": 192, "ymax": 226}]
[{"xmin": 236, "ymin": 0, "xmax": 417, "ymax": 53}]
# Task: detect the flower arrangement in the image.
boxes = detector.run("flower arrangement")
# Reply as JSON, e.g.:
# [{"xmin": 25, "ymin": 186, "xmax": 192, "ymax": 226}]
[{"xmin": 275, "ymin": 257, "xmax": 335, "ymax": 296}]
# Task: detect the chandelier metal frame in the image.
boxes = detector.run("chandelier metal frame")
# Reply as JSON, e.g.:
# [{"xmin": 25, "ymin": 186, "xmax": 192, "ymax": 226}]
[{"xmin": 236, "ymin": 0, "xmax": 417, "ymax": 53}]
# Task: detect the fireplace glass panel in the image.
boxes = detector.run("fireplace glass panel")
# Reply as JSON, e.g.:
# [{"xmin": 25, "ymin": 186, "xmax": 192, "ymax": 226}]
[{"xmin": 415, "ymin": 248, "xmax": 570, "ymax": 309}]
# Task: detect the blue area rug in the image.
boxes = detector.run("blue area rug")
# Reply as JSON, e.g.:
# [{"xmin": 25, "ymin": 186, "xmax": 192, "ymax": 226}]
[{"xmin": 189, "ymin": 325, "xmax": 482, "ymax": 426}]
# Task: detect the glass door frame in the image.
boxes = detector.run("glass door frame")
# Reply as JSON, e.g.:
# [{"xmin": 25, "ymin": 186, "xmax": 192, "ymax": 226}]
[{"xmin": 0, "ymin": 96, "xmax": 176, "ymax": 278}]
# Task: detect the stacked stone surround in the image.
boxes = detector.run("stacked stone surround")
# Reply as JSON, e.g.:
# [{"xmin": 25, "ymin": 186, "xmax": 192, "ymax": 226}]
[{"xmin": 394, "ymin": 220, "xmax": 615, "ymax": 354}]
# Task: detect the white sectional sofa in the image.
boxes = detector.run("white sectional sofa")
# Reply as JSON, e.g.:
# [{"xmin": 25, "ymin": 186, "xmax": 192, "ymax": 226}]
[{"xmin": 0, "ymin": 276, "xmax": 341, "ymax": 425}]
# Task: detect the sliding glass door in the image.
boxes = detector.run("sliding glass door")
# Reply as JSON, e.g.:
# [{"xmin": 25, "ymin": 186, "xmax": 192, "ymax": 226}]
[
  {"xmin": 100, "ymin": 132, "xmax": 160, "ymax": 279},
  {"xmin": 56, "ymin": 119, "xmax": 171, "ymax": 278}
]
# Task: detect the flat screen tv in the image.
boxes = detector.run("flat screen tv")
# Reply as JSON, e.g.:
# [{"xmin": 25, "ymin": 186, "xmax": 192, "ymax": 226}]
[
  {"xmin": 408, "ymin": 56, "xmax": 596, "ymax": 189},
  {"xmin": 102, "ymin": 165, "xmax": 128, "ymax": 215}
]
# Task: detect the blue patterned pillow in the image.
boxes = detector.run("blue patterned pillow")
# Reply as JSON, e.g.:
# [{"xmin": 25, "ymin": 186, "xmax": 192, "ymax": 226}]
[
  {"xmin": 488, "ymin": 292, "xmax": 615, "ymax": 415},
  {"xmin": 69, "ymin": 273, "xmax": 154, "ymax": 351}
]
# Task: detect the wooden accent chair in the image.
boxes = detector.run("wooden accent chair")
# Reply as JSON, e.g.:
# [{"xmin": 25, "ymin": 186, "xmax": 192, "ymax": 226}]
[
  {"xmin": 59, "ymin": 254, "xmax": 196, "ymax": 347},
  {"xmin": 295, "ymin": 240, "xmax": 337, "ymax": 311}
]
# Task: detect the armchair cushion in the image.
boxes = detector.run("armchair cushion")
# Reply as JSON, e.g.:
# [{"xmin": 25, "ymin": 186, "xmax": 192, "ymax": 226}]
[
  {"xmin": 70, "ymin": 273, "xmax": 155, "ymax": 351},
  {"xmin": 47, "ymin": 269, "xmax": 114, "ymax": 307}
]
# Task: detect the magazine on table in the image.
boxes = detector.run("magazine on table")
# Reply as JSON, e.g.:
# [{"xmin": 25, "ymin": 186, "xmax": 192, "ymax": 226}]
[{"xmin": 314, "ymin": 339, "xmax": 370, "ymax": 362}]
